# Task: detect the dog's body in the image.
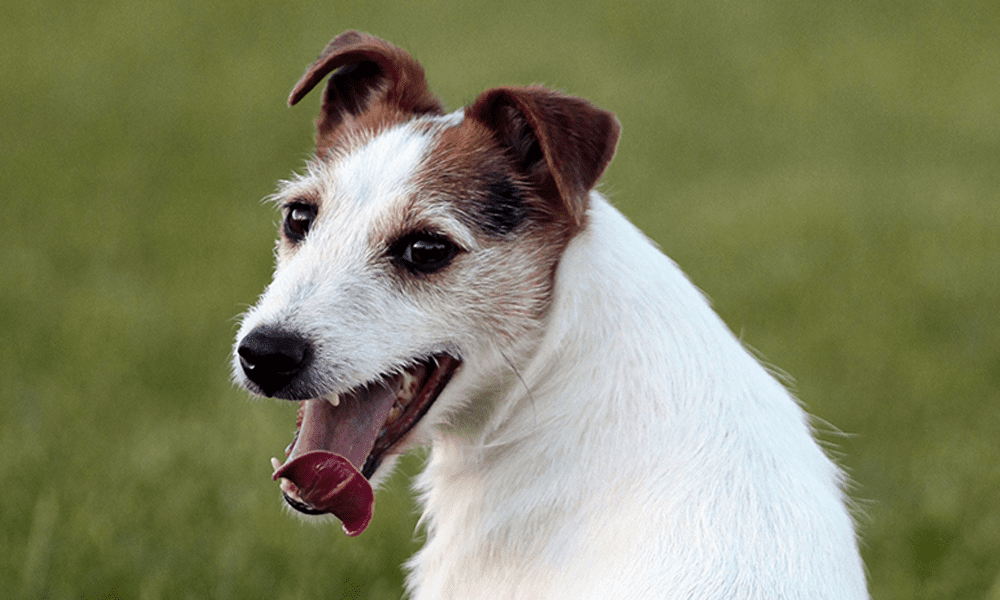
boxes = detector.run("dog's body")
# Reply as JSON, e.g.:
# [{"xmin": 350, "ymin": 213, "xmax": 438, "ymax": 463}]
[{"xmin": 234, "ymin": 32, "xmax": 868, "ymax": 599}]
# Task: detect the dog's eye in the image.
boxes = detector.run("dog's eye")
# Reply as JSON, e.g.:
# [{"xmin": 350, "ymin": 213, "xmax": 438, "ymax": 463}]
[
  {"xmin": 391, "ymin": 232, "xmax": 459, "ymax": 274},
  {"xmin": 284, "ymin": 203, "xmax": 317, "ymax": 242}
]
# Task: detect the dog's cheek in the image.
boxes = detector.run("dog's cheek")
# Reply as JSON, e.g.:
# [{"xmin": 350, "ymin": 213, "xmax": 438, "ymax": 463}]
[{"xmin": 475, "ymin": 249, "xmax": 556, "ymax": 340}]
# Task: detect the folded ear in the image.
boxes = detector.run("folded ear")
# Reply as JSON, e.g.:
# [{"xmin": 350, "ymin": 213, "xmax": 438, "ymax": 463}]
[
  {"xmin": 288, "ymin": 31, "xmax": 443, "ymax": 148},
  {"xmin": 465, "ymin": 86, "xmax": 620, "ymax": 231}
]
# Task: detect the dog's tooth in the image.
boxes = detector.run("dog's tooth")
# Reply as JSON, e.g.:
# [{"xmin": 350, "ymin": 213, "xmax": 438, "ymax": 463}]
[
  {"xmin": 296, "ymin": 401, "xmax": 305, "ymax": 429},
  {"xmin": 270, "ymin": 457, "xmax": 283, "ymax": 472},
  {"xmin": 399, "ymin": 369, "xmax": 421, "ymax": 400},
  {"xmin": 328, "ymin": 395, "xmax": 340, "ymax": 407},
  {"xmin": 386, "ymin": 403, "xmax": 403, "ymax": 426}
]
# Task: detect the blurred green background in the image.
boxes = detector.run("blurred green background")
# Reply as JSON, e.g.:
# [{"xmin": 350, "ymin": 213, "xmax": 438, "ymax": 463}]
[{"xmin": 2, "ymin": 0, "xmax": 998, "ymax": 598}]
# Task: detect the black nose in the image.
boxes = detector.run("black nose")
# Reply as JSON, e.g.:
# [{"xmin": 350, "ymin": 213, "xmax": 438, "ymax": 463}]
[{"xmin": 237, "ymin": 327, "xmax": 312, "ymax": 397}]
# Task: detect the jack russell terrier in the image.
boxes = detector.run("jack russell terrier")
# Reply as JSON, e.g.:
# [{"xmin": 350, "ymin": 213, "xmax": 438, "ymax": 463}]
[{"xmin": 234, "ymin": 31, "xmax": 868, "ymax": 600}]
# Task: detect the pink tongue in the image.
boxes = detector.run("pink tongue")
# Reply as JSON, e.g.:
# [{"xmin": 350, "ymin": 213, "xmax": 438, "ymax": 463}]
[
  {"xmin": 273, "ymin": 450, "xmax": 374, "ymax": 536},
  {"xmin": 273, "ymin": 377, "xmax": 402, "ymax": 536}
]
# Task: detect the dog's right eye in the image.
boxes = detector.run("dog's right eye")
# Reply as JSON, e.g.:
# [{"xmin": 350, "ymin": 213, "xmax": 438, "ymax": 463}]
[{"xmin": 284, "ymin": 203, "xmax": 317, "ymax": 242}]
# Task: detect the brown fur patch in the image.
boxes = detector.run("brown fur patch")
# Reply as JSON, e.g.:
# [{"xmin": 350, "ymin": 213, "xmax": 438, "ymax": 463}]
[
  {"xmin": 466, "ymin": 86, "xmax": 621, "ymax": 233},
  {"xmin": 418, "ymin": 119, "xmax": 575, "ymax": 243},
  {"xmin": 315, "ymin": 101, "xmax": 435, "ymax": 159},
  {"xmin": 403, "ymin": 118, "xmax": 579, "ymax": 319},
  {"xmin": 287, "ymin": 31, "xmax": 445, "ymax": 159}
]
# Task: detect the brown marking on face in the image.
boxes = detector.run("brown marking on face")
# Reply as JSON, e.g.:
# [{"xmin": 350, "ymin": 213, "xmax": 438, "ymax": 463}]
[
  {"xmin": 419, "ymin": 119, "xmax": 577, "ymax": 243},
  {"xmin": 465, "ymin": 86, "xmax": 621, "ymax": 234},
  {"xmin": 392, "ymin": 119, "xmax": 577, "ymax": 331},
  {"xmin": 400, "ymin": 88, "xmax": 620, "ymax": 335},
  {"xmin": 314, "ymin": 101, "xmax": 437, "ymax": 159}
]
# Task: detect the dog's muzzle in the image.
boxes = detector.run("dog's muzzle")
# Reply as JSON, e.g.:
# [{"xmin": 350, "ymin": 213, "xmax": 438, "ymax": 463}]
[{"xmin": 236, "ymin": 324, "xmax": 462, "ymax": 535}]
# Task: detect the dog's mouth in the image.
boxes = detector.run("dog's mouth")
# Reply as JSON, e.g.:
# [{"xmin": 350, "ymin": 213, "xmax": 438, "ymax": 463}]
[{"xmin": 270, "ymin": 354, "xmax": 460, "ymax": 535}]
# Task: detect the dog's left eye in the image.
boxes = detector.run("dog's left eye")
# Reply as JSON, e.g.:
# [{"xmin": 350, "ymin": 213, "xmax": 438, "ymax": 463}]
[
  {"xmin": 391, "ymin": 232, "xmax": 460, "ymax": 274},
  {"xmin": 284, "ymin": 203, "xmax": 317, "ymax": 242}
]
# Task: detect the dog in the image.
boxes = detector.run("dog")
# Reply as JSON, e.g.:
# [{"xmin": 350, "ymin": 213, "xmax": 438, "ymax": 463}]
[{"xmin": 233, "ymin": 31, "xmax": 868, "ymax": 599}]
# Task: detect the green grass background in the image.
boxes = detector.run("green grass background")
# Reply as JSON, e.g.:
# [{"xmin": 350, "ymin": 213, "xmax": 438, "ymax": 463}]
[{"xmin": 2, "ymin": 1, "xmax": 998, "ymax": 598}]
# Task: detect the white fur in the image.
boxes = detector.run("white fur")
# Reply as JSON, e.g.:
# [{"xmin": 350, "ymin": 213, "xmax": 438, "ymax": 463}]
[
  {"xmin": 409, "ymin": 196, "xmax": 867, "ymax": 599},
  {"xmin": 236, "ymin": 119, "xmax": 868, "ymax": 599}
]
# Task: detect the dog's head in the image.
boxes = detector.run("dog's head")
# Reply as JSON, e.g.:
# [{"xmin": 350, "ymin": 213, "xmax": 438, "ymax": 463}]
[{"xmin": 233, "ymin": 31, "xmax": 619, "ymax": 532}]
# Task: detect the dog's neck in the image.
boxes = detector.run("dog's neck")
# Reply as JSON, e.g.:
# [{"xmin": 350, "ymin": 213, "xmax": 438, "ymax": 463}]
[{"xmin": 407, "ymin": 194, "xmax": 864, "ymax": 599}]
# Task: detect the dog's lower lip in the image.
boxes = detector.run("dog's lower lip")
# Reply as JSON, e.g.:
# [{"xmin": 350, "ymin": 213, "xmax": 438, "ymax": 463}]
[{"xmin": 282, "ymin": 491, "xmax": 325, "ymax": 515}]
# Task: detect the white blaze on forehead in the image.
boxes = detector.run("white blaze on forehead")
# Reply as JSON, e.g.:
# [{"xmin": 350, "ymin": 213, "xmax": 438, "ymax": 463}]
[
  {"xmin": 277, "ymin": 112, "xmax": 464, "ymax": 220},
  {"xmin": 333, "ymin": 122, "xmax": 436, "ymax": 211},
  {"xmin": 302, "ymin": 114, "xmax": 477, "ymax": 252}
]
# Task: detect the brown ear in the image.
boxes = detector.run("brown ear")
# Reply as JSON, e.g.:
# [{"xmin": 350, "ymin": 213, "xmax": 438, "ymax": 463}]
[
  {"xmin": 465, "ymin": 86, "xmax": 620, "ymax": 230},
  {"xmin": 288, "ymin": 31, "xmax": 443, "ymax": 147}
]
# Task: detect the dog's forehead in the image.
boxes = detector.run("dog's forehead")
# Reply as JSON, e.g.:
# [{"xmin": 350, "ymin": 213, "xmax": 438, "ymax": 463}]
[
  {"xmin": 334, "ymin": 122, "xmax": 434, "ymax": 209},
  {"xmin": 286, "ymin": 111, "xmax": 468, "ymax": 233}
]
